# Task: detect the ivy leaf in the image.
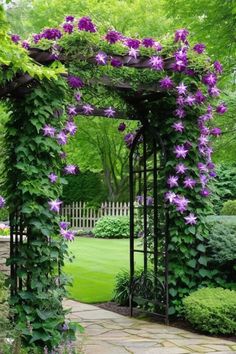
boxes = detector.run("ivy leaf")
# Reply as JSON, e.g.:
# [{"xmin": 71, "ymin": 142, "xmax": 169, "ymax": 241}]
[{"xmin": 198, "ymin": 256, "xmax": 208, "ymax": 266}]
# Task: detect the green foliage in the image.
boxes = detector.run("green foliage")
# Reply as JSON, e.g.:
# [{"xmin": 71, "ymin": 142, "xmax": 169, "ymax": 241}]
[
  {"xmin": 93, "ymin": 216, "xmax": 130, "ymax": 238},
  {"xmin": 62, "ymin": 171, "xmax": 107, "ymax": 204},
  {"xmin": 0, "ymin": 207, "xmax": 8, "ymax": 221},
  {"xmin": 221, "ymin": 200, "xmax": 236, "ymax": 215},
  {"xmin": 206, "ymin": 218, "xmax": 236, "ymax": 279},
  {"xmin": 113, "ymin": 269, "xmax": 130, "ymax": 306},
  {"xmin": 212, "ymin": 164, "xmax": 236, "ymax": 213},
  {"xmin": 183, "ymin": 288, "xmax": 236, "ymax": 335},
  {"xmin": 3, "ymin": 79, "xmax": 78, "ymax": 350},
  {"xmin": 113, "ymin": 268, "xmax": 157, "ymax": 308}
]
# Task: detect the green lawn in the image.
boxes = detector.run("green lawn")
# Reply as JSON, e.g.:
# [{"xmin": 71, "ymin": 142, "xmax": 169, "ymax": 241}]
[{"xmin": 64, "ymin": 237, "xmax": 142, "ymax": 303}]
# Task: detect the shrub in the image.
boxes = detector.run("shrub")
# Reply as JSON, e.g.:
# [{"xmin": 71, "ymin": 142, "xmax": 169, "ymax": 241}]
[
  {"xmin": 93, "ymin": 216, "xmax": 130, "ymax": 238},
  {"xmin": 183, "ymin": 288, "xmax": 236, "ymax": 335},
  {"xmin": 207, "ymin": 223, "xmax": 236, "ymax": 265},
  {"xmin": 113, "ymin": 269, "xmax": 130, "ymax": 306},
  {"xmin": 213, "ymin": 164, "xmax": 236, "ymax": 213},
  {"xmin": 221, "ymin": 200, "xmax": 236, "ymax": 215},
  {"xmin": 62, "ymin": 171, "xmax": 107, "ymax": 204},
  {"xmin": 113, "ymin": 268, "xmax": 158, "ymax": 309}
]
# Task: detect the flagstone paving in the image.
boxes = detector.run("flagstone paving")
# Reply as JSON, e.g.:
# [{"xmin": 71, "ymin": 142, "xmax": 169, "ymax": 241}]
[{"xmin": 64, "ymin": 299, "xmax": 236, "ymax": 354}]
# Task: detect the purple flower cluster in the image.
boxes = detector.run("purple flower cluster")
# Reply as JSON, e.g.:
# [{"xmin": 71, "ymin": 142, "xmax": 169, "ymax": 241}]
[
  {"xmin": 136, "ymin": 195, "xmax": 153, "ymax": 206},
  {"xmin": 0, "ymin": 196, "xmax": 5, "ymax": 209},
  {"xmin": 67, "ymin": 76, "xmax": 84, "ymax": 89},
  {"xmin": 42, "ymin": 28, "xmax": 62, "ymax": 40},
  {"xmin": 59, "ymin": 221, "xmax": 75, "ymax": 241},
  {"xmin": 78, "ymin": 17, "xmax": 96, "ymax": 32}
]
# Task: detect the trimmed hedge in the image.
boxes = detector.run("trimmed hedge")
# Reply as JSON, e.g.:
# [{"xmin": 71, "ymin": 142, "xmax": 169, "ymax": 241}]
[
  {"xmin": 221, "ymin": 200, "xmax": 236, "ymax": 216},
  {"xmin": 183, "ymin": 288, "xmax": 236, "ymax": 335},
  {"xmin": 93, "ymin": 216, "xmax": 130, "ymax": 238},
  {"xmin": 62, "ymin": 171, "xmax": 107, "ymax": 204}
]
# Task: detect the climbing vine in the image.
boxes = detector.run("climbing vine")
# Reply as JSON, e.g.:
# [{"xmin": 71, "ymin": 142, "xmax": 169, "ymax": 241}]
[{"xmin": 0, "ymin": 9, "xmax": 228, "ymax": 351}]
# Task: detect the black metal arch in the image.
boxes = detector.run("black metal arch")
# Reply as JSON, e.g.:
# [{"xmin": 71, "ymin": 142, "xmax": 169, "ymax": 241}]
[{"xmin": 129, "ymin": 123, "xmax": 169, "ymax": 323}]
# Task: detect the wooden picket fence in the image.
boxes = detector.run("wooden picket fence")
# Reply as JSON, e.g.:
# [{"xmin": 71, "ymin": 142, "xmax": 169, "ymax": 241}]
[{"xmin": 61, "ymin": 201, "xmax": 130, "ymax": 230}]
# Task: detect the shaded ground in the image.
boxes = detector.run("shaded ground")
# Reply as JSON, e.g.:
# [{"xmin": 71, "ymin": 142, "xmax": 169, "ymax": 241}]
[{"xmin": 65, "ymin": 299, "xmax": 236, "ymax": 354}]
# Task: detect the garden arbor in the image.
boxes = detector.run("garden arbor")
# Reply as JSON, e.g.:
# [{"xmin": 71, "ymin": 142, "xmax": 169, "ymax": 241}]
[{"xmin": 0, "ymin": 14, "xmax": 226, "ymax": 350}]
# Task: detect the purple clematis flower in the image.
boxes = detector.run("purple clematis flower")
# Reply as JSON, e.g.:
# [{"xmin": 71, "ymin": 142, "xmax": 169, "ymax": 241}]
[
  {"xmin": 33, "ymin": 33, "xmax": 42, "ymax": 43},
  {"xmin": 185, "ymin": 95, "xmax": 196, "ymax": 106},
  {"xmin": 125, "ymin": 38, "xmax": 140, "ymax": 49},
  {"xmin": 118, "ymin": 122, "xmax": 126, "ymax": 132},
  {"xmin": 214, "ymin": 61, "xmax": 223, "ymax": 74},
  {"xmin": 105, "ymin": 30, "xmax": 122, "ymax": 44},
  {"xmin": 82, "ymin": 104, "xmax": 94, "ymax": 115},
  {"xmin": 64, "ymin": 164, "xmax": 78, "ymax": 175},
  {"xmin": 216, "ymin": 103, "xmax": 227, "ymax": 114},
  {"xmin": 197, "ymin": 162, "xmax": 208, "ymax": 173},
  {"xmin": 172, "ymin": 121, "xmax": 185, "ymax": 133},
  {"xmin": 22, "ymin": 40, "xmax": 30, "ymax": 49},
  {"xmin": 104, "ymin": 107, "xmax": 116, "ymax": 117},
  {"xmin": 142, "ymin": 38, "xmax": 154, "ymax": 48},
  {"xmin": 128, "ymin": 48, "xmax": 139, "ymax": 59},
  {"xmin": 176, "ymin": 82, "xmax": 188, "ymax": 95},
  {"xmin": 198, "ymin": 135, "xmax": 209, "ymax": 146},
  {"xmin": 183, "ymin": 177, "xmax": 197, "ymax": 189},
  {"xmin": 153, "ymin": 42, "xmax": 163, "ymax": 51},
  {"xmin": 174, "ymin": 107, "xmax": 186, "ymax": 119},
  {"xmin": 67, "ymin": 105, "xmax": 77, "ymax": 116},
  {"xmin": 65, "ymin": 121, "xmax": 77, "ymax": 136},
  {"xmin": 60, "ymin": 228, "xmax": 75, "ymax": 241},
  {"xmin": 57, "ymin": 131, "xmax": 67, "ymax": 145},
  {"xmin": 67, "ymin": 76, "xmax": 83, "ymax": 89},
  {"xmin": 124, "ymin": 133, "xmax": 134, "ymax": 148},
  {"xmin": 66, "ymin": 16, "xmax": 74, "ymax": 22},
  {"xmin": 208, "ymin": 86, "xmax": 220, "ymax": 97},
  {"xmin": 174, "ymin": 145, "xmax": 189, "ymax": 159},
  {"xmin": 210, "ymin": 127, "xmax": 222, "ymax": 137},
  {"xmin": 42, "ymin": 28, "xmax": 62, "ymax": 40},
  {"xmin": 175, "ymin": 29, "xmax": 189, "ymax": 43},
  {"xmin": 175, "ymin": 163, "xmax": 188, "ymax": 175},
  {"xmin": 200, "ymin": 188, "xmax": 211, "ymax": 197},
  {"xmin": 95, "ymin": 52, "xmax": 108, "ymax": 65},
  {"xmin": 200, "ymin": 174, "xmax": 208, "ymax": 187},
  {"xmin": 184, "ymin": 213, "xmax": 197, "ymax": 225},
  {"xmin": 195, "ymin": 90, "xmax": 206, "ymax": 104},
  {"xmin": 165, "ymin": 191, "xmax": 176, "ymax": 204},
  {"xmin": 63, "ymin": 22, "xmax": 74, "ymax": 34},
  {"xmin": 110, "ymin": 58, "xmax": 123, "ymax": 67},
  {"xmin": 167, "ymin": 175, "xmax": 179, "ymax": 188},
  {"xmin": 60, "ymin": 221, "xmax": 70, "ymax": 229},
  {"xmin": 0, "ymin": 196, "xmax": 5, "ymax": 209},
  {"xmin": 193, "ymin": 43, "xmax": 205, "ymax": 54},
  {"xmin": 42, "ymin": 125, "xmax": 56, "ymax": 137},
  {"xmin": 202, "ymin": 73, "xmax": 217, "ymax": 87},
  {"xmin": 176, "ymin": 95, "xmax": 185, "ymax": 106},
  {"xmin": 136, "ymin": 195, "xmax": 144, "ymax": 205},
  {"xmin": 49, "ymin": 199, "xmax": 62, "ymax": 213},
  {"xmin": 11, "ymin": 34, "xmax": 20, "ymax": 43},
  {"xmin": 160, "ymin": 76, "xmax": 174, "ymax": 90},
  {"xmin": 174, "ymin": 195, "xmax": 190, "ymax": 213},
  {"xmin": 78, "ymin": 16, "xmax": 96, "ymax": 32},
  {"xmin": 48, "ymin": 173, "xmax": 58, "ymax": 183},
  {"xmin": 149, "ymin": 56, "xmax": 164, "ymax": 70},
  {"xmin": 142, "ymin": 38, "xmax": 155, "ymax": 48}
]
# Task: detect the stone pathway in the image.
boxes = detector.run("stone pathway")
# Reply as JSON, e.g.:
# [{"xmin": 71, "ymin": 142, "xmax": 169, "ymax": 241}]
[{"xmin": 64, "ymin": 299, "xmax": 236, "ymax": 354}]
